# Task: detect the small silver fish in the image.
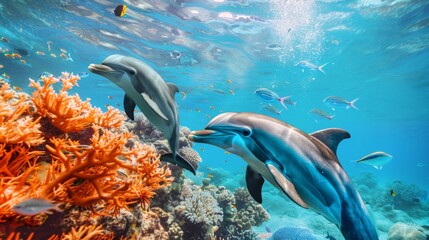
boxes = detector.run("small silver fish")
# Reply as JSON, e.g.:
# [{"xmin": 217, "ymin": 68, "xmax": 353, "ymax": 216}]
[
  {"xmin": 309, "ymin": 108, "xmax": 335, "ymax": 120},
  {"xmin": 283, "ymin": 97, "xmax": 297, "ymax": 107},
  {"xmin": 261, "ymin": 104, "xmax": 283, "ymax": 115},
  {"xmin": 295, "ymin": 60, "xmax": 328, "ymax": 74},
  {"xmin": 356, "ymin": 151, "xmax": 393, "ymax": 169},
  {"xmin": 211, "ymin": 89, "xmax": 226, "ymax": 95},
  {"xmin": 323, "ymin": 96, "xmax": 359, "ymax": 110},
  {"xmin": 11, "ymin": 198, "xmax": 63, "ymax": 216},
  {"xmin": 254, "ymin": 88, "xmax": 291, "ymax": 110}
]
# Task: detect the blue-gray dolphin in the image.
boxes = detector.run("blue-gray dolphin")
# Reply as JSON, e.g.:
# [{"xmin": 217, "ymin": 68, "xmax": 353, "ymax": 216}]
[
  {"xmin": 188, "ymin": 112, "xmax": 378, "ymax": 240},
  {"xmin": 88, "ymin": 54, "xmax": 195, "ymax": 174}
]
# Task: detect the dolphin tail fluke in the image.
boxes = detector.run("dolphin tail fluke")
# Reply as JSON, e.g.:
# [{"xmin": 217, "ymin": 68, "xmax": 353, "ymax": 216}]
[
  {"xmin": 340, "ymin": 200, "xmax": 379, "ymax": 240},
  {"xmin": 123, "ymin": 94, "xmax": 136, "ymax": 120},
  {"xmin": 349, "ymin": 98, "xmax": 359, "ymax": 110},
  {"xmin": 160, "ymin": 152, "xmax": 196, "ymax": 175},
  {"xmin": 279, "ymin": 96, "xmax": 291, "ymax": 110},
  {"xmin": 318, "ymin": 62, "xmax": 328, "ymax": 74}
]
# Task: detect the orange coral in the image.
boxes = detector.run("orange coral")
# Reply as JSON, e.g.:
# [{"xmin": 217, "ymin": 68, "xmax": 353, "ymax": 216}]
[
  {"xmin": 29, "ymin": 73, "xmax": 125, "ymax": 132},
  {"xmin": 94, "ymin": 106, "xmax": 126, "ymax": 129},
  {"xmin": 0, "ymin": 144, "xmax": 43, "ymax": 176},
  {"xmin": 5, "ymin": 232, "xmax": 34, "ymax": 240},
  {"xmin": 0, "ymin": 83, "xmax": 44, "ymax": 146},
  {"xmin": 29, "ymin": 72, "xmax": 97, "ymax": 132},
  {"xmin": 1, "ymin": 71, "xmax": 172, "ymax": 237},
  {"xmin": 50, "ymin": 225, "xmax": 111, "ymax": 240},
  {"xmin": 30, "ymin": 126, "xmax": 173, "ymax": 214}
]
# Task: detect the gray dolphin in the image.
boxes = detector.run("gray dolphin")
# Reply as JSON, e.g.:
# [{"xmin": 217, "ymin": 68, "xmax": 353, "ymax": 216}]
[
  {"xmin": 188, "ymin": 112, "xmax": 378, "ymax": 240},
  {"xmin": 88, "ymin": 54, "xmax": 195, "ymax": 174}
]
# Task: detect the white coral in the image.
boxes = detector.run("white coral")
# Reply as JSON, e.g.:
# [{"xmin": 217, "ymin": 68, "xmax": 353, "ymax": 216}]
[{"xmin": 182, "ymin": 189, "xmax": 223, "ymax": 226}]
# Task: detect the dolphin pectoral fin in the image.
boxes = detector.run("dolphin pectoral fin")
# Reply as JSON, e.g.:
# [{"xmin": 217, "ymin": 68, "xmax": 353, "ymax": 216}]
[
  {"xmin": 167, "ymin": 82, "xmax": 179, "ymax": 98},
  {"xmin": 245, "ymin": 166, "xmax": 265, "ymax": 203},
  {"xmin": 160, "ymin": 152, "xmax": 196, "ymax": 175},
  {"xmin": 266, "ymin": 163, "xmax": 309, "ymax": 209},
  {"xmin": 123, "ymin": 94, "xmax": 136, "ymax": 120},
  {"xmin": 141, "ymin": 93, "xmax": 169, "ymax": 121},
  {"xmin": 310, "ymin": 128, "xmax": 350, "ymax": 156}
]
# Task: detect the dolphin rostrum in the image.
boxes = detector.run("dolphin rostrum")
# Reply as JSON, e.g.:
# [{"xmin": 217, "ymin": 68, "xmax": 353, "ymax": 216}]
[
  {"xmin": 188, "ymin": 112, "xmax": 378, "ymax": 240},
  {"xmin": 88, "ymin": 54, "xmax": 195, "ymax": 174}
]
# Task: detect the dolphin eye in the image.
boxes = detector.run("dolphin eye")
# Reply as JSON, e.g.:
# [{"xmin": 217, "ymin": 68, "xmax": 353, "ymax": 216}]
[
  {"xmin": 242, "ymin": 128, "xmax": 252, "ymax": 137},
  {"xmin": 128, "ymin": 69, "xmax": 137, "ymax": 76}
]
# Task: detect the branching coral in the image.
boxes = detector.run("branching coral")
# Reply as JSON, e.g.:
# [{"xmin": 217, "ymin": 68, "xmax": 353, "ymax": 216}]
[
  {"xmin": 28, "ymin": 126, "xmax": 173, "ymax": 214},
  {"xmin": 0, "ymin": 144, "xmax": 42, "ymax": 176},
  {"xmin": 29, "ymin": 73, "xmax": 124, "ymax": 132},
  {"xmin": 1, "ymin": 71, "xmax": 173, "ymax": 231},
  {"xmin": 49, "ymin": 225, "xmax": 110, "ymax": 240},
  {"xmin": 0, "ymin": 83, "xmax": 44, "ymax": 146}
]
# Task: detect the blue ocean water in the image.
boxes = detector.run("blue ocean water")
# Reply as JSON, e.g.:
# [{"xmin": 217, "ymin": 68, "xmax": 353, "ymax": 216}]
[{"xmin": 1, "ymin": 0, "xmax": 429, "ymax": 239}]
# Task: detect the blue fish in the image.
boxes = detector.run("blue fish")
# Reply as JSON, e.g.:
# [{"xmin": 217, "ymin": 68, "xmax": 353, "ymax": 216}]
[
  {"xmin": 78, "ymin": 72, "xmax": 89, "ymax": 78},
  {"xmin": 295, "ymin": 60, "xmax": 328, "ymax": 74},
  {"xmin": 39, "ymin": 72, "xmax": 52, "ymax": 79},
  {"xmin": 254, "ymin": 88, "xmax": 291, "ymax": 110},
  {"xmin": 323, "ymin": 96, "xmax": 359, "ymax": 110}
]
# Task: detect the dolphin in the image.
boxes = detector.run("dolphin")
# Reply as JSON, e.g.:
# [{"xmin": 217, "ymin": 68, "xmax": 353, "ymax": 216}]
[
  {"xmin": 188, "ymin": 112, "xmax": 378, "ymax": 240},
  {"xmin": 88, "ymin": 54, "xmax": 195, "ymax": 174}
]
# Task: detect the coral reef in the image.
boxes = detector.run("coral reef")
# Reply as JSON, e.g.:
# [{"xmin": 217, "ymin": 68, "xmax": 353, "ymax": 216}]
[
  {"xmin": 29, "ymin": 73, "xmax": 124, "ymax": 132},
  {"xmin": 151, "ymin": 176, "xmax": 269, "ymax": 240},
  {"xmin": 1, "ymin": 73, "xmax": 270, "ymax": 239},
  {"xmin": 386, "ymin": 181, "xmax": 427, "ymax": 210},
  {"xmin": 0, "ymin": 74, "xmax": 172, "ymax": 238},
  {"xmin": 232, "ymin": 187, "xmax": 270, "ymax": 230},
  {"xmin": 179, "ymin": 184, "xmax": 223, "ymax": 226},
  {"xmin": 271, "ymin": 226, "xmax": 318, "ymax": 240},
  {"xmin": 387, "ymin": 222, "xmax": 427, "ymax": 240},
  {"xmin": 125, "ymin": 112, "xmax": 201, "ymax": 180}
]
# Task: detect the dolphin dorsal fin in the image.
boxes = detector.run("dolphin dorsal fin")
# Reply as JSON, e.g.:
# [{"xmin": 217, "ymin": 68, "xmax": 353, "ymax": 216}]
[
  {"xmin": 141, "ymin": 93, "xmax": 169, "ymax": 121},
  {"xmin": 266, "ymin": 163, "xmax": 309, "ymax": 209},
  {"xmin": 310, "ymin": 128, "xmax": 350, "ymax": 155},
  {"xmin": 245, "ymin": 166, "xmax": 265, "ymax": 203},
  {"xmin": 167, "ymin": 83, "xmax": 179, "ymax": 98}
]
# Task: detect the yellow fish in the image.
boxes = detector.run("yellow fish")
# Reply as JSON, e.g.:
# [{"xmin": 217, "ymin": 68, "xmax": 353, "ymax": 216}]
[
  {"xmin": 181, "ymin": 91, "xmax": 187, "ymax": 100},
  {"xmin": 225, "ymin": 151, "xmax": 230, "ymax": 155},
  {"xmin": 114, "ymin": 5, "xmax": 127, "ymax": 17},
  {"xmin": 390, "ymin": 189, "xmax": 396, "ymax": 197},
  {"xmin": 229, "ymin": 90, "xmax": 235, "ymax": 95},
  {"xmin": 207, "ymin": 174, "xmax": 214, "ymax": 178},
  {"xmin": 50, "ymin": 53, "xmax": 57, "ymax": 58}
]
